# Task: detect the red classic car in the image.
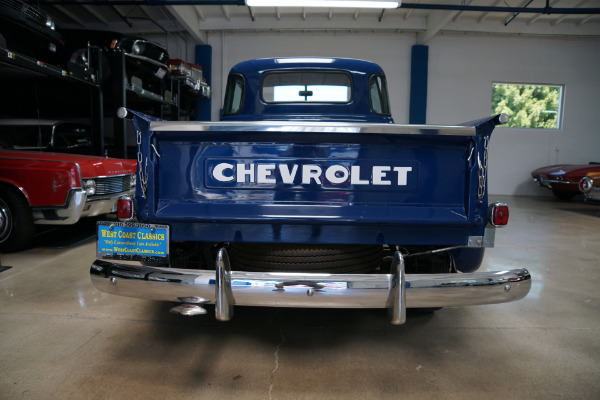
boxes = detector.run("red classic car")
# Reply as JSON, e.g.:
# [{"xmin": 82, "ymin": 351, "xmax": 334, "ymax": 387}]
[
  {"xmin": 531, "ymin": 163, "xmax": 600, "ymax": 200},
  {"xmin": 579, "ymin": 172, "xmax": 600, "ymax": 202},
  {"xmin": 0, "ymin": 148, "xmax": 136, "ymax": 252}
]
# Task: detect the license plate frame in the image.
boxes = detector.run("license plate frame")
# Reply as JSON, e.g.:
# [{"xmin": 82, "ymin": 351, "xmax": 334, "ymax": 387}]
[{"xmin": 96, "ymin": 221, "xmax": 169, "ymax": 262}]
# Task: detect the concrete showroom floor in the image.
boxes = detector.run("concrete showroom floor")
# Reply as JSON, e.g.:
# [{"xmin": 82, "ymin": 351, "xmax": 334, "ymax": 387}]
[{"xmin": 0, "ymin": 195, "xmax": 599, "ymax": 400}]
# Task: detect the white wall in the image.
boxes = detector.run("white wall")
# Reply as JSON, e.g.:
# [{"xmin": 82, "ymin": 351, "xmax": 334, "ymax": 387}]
[
  {"xmin": 206, "ymin": 31, "xmax": 600, "ymax": 196},
  {"xmin": 207, "ymin": 31, "xmax": 415, "ymax": 122},
  {"xmin": 427, "ymin": 34, "xmax": 600, "ymax": 196}
]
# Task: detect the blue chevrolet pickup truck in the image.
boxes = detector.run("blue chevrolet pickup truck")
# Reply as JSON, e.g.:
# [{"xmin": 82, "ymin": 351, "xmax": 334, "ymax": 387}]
[{"xmin": 91, "ymin": 57, "xmax": 530, "ymax": 324}]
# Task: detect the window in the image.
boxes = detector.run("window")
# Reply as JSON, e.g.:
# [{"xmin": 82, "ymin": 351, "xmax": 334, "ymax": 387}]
[
  {"xmin": 262, "ymin": 71, "xmax": 352, "ymax": 103},
  {"xmin": 0, "ymin": 125, "xmax": 51, "ymax": 149},
  {"xmin": 491, "ymin": 82, "xmax": 563, "ymax": 129},
  {"xmin": 54, "ymin": 123, "xmax": 92, "ymax": 147},
  {"xmin": 223, "ymin": 74, "xmax": 245, "ymax": 115},
  {"xmin": 369, "ymin": 74, "xmax": 391, "ymax": 115}
]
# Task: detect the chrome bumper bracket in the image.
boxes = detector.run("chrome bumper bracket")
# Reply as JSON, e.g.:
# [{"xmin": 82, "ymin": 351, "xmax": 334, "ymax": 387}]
[
  {"xmin": 215, "ymin": 248, "xmax": 234, "ymax": 321},
  {"xmin": 388, "ymin": 252, "xmax": 406, "ymax": 325}
]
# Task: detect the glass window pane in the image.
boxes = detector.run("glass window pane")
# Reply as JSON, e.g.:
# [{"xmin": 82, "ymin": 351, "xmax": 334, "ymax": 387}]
[
  {"xmin": 223, "ymin": 74, "xmax": 245, "ymax": 115},
  {"xmin": 54, "ymin": 123, "xmax": 92, "ymax": 147},
  {"xmin": 491, "ymin": 82, "xmax": 563, "ymax": 129},
  {"xmin": 0, "ymin": 125, "xmax": 50, "ymax": 148},
  {"xmin": 262, "ymin": 72, "xmax": 352, "ymax": 103},
  {"xmin": 369, "ymin": 74, "xmax": 390, "ymax": 115}
]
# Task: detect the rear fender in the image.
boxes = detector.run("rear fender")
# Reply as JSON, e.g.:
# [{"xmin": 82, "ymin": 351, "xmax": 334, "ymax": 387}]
[{"xmin": 451, "ymin": 247, "xmax": 485, "ymax": 273}]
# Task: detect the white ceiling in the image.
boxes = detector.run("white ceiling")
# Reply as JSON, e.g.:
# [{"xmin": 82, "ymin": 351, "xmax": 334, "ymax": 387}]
[{"xmin": 40, "ymin": 0, "xmax": 600, "ymax": 45}]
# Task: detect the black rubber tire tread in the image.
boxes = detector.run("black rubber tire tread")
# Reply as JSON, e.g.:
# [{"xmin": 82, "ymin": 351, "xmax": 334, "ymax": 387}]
[
  {"xmin": 0, "ymin": 187, "xmax": 35, "ymax": 252},
  {"xmin": 229, "ymin": 243, "xmax": 383, "ymax": 273}
]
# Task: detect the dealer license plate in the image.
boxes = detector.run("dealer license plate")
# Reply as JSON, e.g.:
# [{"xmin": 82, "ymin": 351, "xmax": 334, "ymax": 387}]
[{"xmin": 96, "ymin": 221, "xmax": 169, "ymax": 262}]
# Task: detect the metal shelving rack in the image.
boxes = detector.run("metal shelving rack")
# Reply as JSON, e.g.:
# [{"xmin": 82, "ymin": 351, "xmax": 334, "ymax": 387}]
[{"xmin": 0, "ymin": 45, "xmax": 105, "ymax": 156}]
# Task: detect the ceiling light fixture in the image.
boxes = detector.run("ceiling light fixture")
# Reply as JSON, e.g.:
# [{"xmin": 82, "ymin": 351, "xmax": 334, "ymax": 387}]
[{"xmin": 246, "ymin": 0, "xmax": 400, "ymax": 9}]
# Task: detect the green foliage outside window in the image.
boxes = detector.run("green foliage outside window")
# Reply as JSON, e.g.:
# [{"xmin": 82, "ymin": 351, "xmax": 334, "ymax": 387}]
[{"xmin": 491, "ymin": 83, "xmax": 562, "ymax": 129}]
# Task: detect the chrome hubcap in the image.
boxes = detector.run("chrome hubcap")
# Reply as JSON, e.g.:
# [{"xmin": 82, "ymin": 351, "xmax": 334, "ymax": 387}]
[{"xmin": 0, "ymin": 199, "xmax": 12, "ymax": 244}]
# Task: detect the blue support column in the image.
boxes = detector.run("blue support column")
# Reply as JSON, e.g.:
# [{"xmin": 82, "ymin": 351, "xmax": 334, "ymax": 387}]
[
  {"xmin": 195, "ymin": 44, "xmax": 212, "ymax": 121},
  {"xmin": 409, "ymin": 45, "xmax": 429, "ymax": 124}
]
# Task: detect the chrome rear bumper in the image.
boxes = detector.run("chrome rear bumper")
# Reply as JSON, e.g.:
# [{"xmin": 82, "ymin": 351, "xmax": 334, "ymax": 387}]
[{"xmin": 90, "ymin": 249, "xmax": 531, "ymax": 325}]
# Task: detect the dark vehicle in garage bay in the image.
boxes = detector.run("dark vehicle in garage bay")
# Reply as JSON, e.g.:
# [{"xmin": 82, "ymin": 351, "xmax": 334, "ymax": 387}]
[
  {"xmin": 60, "ymin": 29, "xmax": 170, "ymax": 95},
  {"xmin": 0, "ymin": 0, "xmax": 64, "ymax": 64},
  {"xmin": 168, "ymin": 58, "xmax": 210, "ymax": 97}
]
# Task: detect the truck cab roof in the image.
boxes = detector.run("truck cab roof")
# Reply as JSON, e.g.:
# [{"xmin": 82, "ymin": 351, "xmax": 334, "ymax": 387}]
[{"xmin": 221, "ymin": 57, "xmax": 394, "ymax": 123}]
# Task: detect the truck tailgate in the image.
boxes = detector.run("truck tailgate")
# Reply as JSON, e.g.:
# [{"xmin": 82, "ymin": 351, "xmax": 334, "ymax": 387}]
[{"xmin": 133, "ymin": 119, "xmax": 495, "ymax": 246}]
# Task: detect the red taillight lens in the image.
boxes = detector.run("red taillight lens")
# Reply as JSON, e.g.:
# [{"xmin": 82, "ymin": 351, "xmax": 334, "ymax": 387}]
[
  {"xmin": 117, "ymin": 197, "xmax": 134, "ymax": 220},
  {"xmin": 490, "ymin": 203, "xmax": 509, "ymax": 226}
]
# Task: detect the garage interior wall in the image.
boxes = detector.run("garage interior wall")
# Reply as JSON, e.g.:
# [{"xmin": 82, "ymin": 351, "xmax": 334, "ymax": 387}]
[
  {"xmin": 428, "ymin": 34, "xmax": 600, "ymax": 197},
  {"xmin": 207, "ymin": 31, "xmax": 600, "ymax": 197},
  {"xmin": 144, "ymin": 33, "xmax": 197, "ymax": 62}
]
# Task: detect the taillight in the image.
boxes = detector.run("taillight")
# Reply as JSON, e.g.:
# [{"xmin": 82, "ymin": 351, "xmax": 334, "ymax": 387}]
[
  {"xmin": 117, "ymin": 196, "xmax": 134, "ymax": 221},
  {"xmin": 579, "ymin": 176, "xmax": 593, "ymax": 193},
  {"xmin": 489, "ymin": 203, "xmax": 509, "ymax": 226}
]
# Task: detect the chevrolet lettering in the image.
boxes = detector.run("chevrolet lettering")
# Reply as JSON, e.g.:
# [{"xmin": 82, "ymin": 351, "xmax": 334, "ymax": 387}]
[
  {"xmin": 207, "ymin": 160, "xmax": 414, "ymax": 188},
  {"xmin": 90, "ymin": 58, "xmax": 530, "ymax": 325}
]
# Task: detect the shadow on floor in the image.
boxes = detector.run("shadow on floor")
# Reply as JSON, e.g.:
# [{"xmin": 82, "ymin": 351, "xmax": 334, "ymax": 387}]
[{"xmin": 33, "ymin": 217, "xmax": 100, "ymax": 249}]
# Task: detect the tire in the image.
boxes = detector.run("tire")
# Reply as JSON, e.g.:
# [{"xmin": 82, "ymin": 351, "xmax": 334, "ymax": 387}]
[
  {"xmin": 229, "ymin": 243, "xmax": 383, "ymax": 273},
  {"xmin": 0, "ymin": 188, "xmax": 35, "ymax": 252}
]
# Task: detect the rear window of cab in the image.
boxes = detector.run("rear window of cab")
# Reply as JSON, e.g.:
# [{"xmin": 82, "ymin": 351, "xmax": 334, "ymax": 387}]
[
  {"xmin": 223, "ymin": 70, "xmax": 391, "ymax": 116},
  {"xmin": 261, "ymin": 71, "xmax": 353, "ymax": 103}
]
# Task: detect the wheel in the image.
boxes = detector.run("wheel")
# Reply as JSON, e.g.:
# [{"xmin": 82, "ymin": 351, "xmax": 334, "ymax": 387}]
[
  {"xmin": 229, "ymin": 243, "xmax": 383, "ymax": 273},
  {"xmin": 0, "ymin": 188, "xmax": 35, "ymax": 252}
]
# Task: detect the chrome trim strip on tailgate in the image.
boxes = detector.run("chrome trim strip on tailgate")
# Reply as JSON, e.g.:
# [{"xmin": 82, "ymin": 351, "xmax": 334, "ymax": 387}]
[{"xmin": 149, "ymin": 121, "xmax": 477, "ymax": 136}]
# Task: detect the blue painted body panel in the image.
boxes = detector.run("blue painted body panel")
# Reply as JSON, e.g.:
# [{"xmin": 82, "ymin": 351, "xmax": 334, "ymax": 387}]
[
  {"xmin": 126, "ymin": 58, "xmax": 500, "ymax": 250},
  {"xmin": 221, "ymin": 58, "xmax": 394, "ymax": 123},
  {"xmin": 129, "ymin": 115, "xmax": 497, "ymax": 247}
]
